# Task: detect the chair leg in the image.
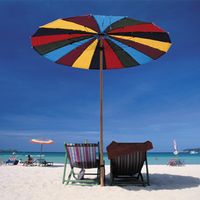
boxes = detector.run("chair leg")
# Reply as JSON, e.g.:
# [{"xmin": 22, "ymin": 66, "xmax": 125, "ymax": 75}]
[
  {"xmin": 110, "ymin": 172, "xmax": 113, "ymax": 186},
  {"xmin": 97, "ymin": 168, "xmax": 100, "ymax": 184},
  {"xmin": 139, "ymin": 173, "xmax": 145, "ymax": 186},
  {"xmin": 145, "ymin": 159, "xmax": 150, "ymax": 186},
  {"xmin": 72, "ymin": 169, "xmax": 77, "ymax": 180},
  {"xmin": 62, "ymin": 153, "xmax": 68, "ymax": 184},
  {"xmin": 66, "ymin": 169, "xmax": 74, "ymax": 184}
]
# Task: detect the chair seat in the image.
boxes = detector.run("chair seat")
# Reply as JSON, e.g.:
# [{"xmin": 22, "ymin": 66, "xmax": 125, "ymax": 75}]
[{"xmin": 73, "ymin": 161, "xmax": 99, "ymax": 169}]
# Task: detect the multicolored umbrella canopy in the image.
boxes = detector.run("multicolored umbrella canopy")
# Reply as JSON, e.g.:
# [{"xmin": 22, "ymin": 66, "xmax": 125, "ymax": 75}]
[
  {"xmin": 31, "ymin": 15, "xmax": 171, "ymax": 186},
  {"xmin": 31, "ymin": 14, "xmax": 171, "ymax": 70}
]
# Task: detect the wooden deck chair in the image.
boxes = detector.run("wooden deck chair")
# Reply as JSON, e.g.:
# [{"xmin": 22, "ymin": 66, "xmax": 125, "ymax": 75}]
[
  {"xmin": 62, "ymin": 142, "xmax": 100, "ymax": 185},
  {"xmin": 107, "ymin": 141, "xmax": 153, "ymax": 186}
]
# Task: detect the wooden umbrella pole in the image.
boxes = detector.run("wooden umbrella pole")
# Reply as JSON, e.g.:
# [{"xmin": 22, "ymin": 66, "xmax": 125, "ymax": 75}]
[
  {"xmin": 40, "ymin": 144, "xmax": 43, "ymax": 159},
  {"xmin": 99, "ymin": 38, "xmax": 105, "ymax": 186}
]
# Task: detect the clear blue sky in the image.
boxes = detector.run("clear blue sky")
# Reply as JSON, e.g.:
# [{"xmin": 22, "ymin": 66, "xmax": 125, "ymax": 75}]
[{"xmin": 0, "ymin": 0, "xmax": 200, "ymax": 152}]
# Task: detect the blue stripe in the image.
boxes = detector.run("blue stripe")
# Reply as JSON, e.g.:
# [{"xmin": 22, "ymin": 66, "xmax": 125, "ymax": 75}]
[
  {"xmin": 93, "ymin": 15, "xmax": 125, "ymax": 32},
  {"xmin": 44, "ymin": 38, "xmax": 94, "ymax": 62},
  {"xmin": 108, "ymin": 38, "xmax": 153, "ymax": 64},
  {"xmin": 80, "ymin": 146, "xmax": 84, "ymax": 162}
]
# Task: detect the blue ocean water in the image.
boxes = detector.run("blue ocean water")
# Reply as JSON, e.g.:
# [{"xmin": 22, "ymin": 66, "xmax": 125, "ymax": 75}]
[{"xmin": 0, "ymin": 152, "xmax": 200, "ymax": 165}]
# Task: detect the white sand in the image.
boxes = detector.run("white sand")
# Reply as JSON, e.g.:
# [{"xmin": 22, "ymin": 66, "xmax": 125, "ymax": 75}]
[{"xmin": 0, "ymin": 164, "xmax": 199, "ymax": 200}]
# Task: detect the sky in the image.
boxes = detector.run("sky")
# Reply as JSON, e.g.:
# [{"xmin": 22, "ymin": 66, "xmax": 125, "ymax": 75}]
[{"xmin": 0, "ymin": 0, "xmax": 200, "ymax": 152}]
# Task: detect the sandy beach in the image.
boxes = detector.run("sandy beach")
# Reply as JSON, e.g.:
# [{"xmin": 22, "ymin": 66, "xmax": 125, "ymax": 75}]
[{"xmin": 0, "ymin": 164, "xmax": 199, "ymax": 200}]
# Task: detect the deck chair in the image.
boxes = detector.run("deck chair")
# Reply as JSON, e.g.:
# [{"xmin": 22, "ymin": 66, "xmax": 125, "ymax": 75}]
[
  {"xmin": 35, "ymin": 158, "xmax": 54, "ymax": 166},
  {"xmin": 107, "ymin": 141, "xmax": 153, "ymax": 186},
  {"xmin": 23, "ymin": 159, "xmax": 36, "ymax": 166},
  {"xmin": 62, "ymin": 142, "xmax": 100, "ymax": 185}
]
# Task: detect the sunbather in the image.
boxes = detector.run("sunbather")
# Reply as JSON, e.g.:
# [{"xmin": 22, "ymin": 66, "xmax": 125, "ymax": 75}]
[
  {"xmin": 6, "ymin": 153, "xmax": 18, "ymax": 165},
  {"xmin": 23, "ymin": 155, "xmax": 34, "ymax": 166}
]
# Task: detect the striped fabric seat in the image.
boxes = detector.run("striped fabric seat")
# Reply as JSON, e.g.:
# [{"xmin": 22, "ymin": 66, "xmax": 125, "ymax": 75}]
[
  {"xmin": 65, "ymin": 143, "xmax": 98, "ymax": 169},
  {"xmin": 63, "ymin": 142, "xmax": 100, "ymax": 185}
]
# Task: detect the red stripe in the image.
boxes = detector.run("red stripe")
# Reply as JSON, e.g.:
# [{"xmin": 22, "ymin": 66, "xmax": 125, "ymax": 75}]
[
  {"xmin": 103, "ymin": 39, "xmax": 124, "ymax": 69},
  {"xmin": 56, "ymin": 38, "xmax": 95, "ymax": 66},
  {"xmin": 92, "ymin": 145, "xmax": 96, "ymax": 166},
  {"xmin": 75, "ymin": 146, "xmax": 80, "ymax": 163},
  {"xmin": 63, "ymin": 15, "xmax": 100, "ymax": 33},
  {"xmin": 108, "ymin": 23, "xmax": 165, "ymax": 34},
  {"xmin": 31, "ymin": 33, "xmax": 92, "ymax": 46}
]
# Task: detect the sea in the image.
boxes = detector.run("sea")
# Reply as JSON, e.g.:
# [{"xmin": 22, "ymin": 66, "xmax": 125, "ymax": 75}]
[{"xmin": 0, "ymin": 152, "xmax": 200, "ymax": 165}]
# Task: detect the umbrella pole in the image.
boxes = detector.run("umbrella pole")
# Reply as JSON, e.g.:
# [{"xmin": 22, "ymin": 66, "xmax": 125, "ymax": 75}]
[
  {"xmin": 99, "ymin": 38, "xmax": 105, "ymax": 186},
  {"xmin": 40, "ymin": 144, "xmax": 43, "ymax": 159}
]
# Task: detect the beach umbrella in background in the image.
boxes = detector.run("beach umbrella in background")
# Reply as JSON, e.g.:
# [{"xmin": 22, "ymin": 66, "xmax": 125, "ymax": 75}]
[
  {"xmin": 31, "ymin": 139, "xmax": 54, "ymax": 159},
  {"xmin": 31, "ymin": 14, "xmax": 171, "ymax": 185}
]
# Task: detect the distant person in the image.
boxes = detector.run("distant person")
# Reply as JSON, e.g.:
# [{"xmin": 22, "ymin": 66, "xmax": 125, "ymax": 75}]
[
  {"xmin": 23, "ymin": 155, "xmax": 33, "ymax": 166},
  {"xmin": 6, "ymin": 152, "xmax": 18, "ymax": 165},
  {"xmin": 27, "ymin": 155, "xmax": 33, "ymax": 164}
]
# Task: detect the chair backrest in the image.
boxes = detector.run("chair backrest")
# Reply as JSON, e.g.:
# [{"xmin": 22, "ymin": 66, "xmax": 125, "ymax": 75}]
[
  {"xmin": 65, "ymin": 143, "xmax": 99, "ymax": 169},
  {"xmin": 107, "ymin": 141, "xmax": 153, "ymax": 177},
  {"xmin": 111, "ymin": 152, "xmax": 146, "ymax": 176}
]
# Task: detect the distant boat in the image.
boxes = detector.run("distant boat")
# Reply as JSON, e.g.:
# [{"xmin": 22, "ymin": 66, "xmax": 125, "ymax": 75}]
[
  {"xmin": 173, "ymin": 139, "xmax": 179, "ymax": 155},
  {"xmin": 190, "ymin": 150, "xmax": 198, "ymax": 154},
  {"xmin": 167, "ymin": 139, "xmax": 184, "ymax": 166}
]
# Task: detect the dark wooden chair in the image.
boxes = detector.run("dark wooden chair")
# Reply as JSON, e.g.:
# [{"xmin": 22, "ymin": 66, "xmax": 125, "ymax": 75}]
[
  {"xmin": 107, "ymin": 141, "xmax": 153, "ymax": 186},
  {"xmin": 62, "ymin": 142, "xmax": 100, "ymax": 185}
]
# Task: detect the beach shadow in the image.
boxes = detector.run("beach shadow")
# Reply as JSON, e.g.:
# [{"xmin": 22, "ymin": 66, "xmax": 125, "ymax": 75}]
[
  {"xmin": 105, "ymin": 173, "xmax": 200, "ymax": 190},
  {"xmin": 47, "ymin": 164, "xmax": 64, "ymax": 168}
]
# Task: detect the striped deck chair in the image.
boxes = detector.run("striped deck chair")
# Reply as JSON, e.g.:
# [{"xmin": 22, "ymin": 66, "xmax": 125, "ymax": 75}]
[
  {"xmin": 107, "ymin": 141, "xmax": 153, "ymax": 186},
  {"xmin": 62, "ymin": 142, "xmax": 100, "ymax": 185}
]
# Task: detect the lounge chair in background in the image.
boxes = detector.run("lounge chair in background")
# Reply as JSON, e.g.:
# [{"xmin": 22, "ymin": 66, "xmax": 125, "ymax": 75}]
[
  {"xmin": 63, "ymin": 142, "xmax": 100, "ymax": 185},
  {"xmin": 35, "ymin": 158, "xmax": 53, "ymax": 166},
  {"xmin": 5, "ymin": 153, "xmax": 19, "ymax": 165},
  {"xmin": 107, "ymin": 141, "xmax": 153, "ymax": 186}
]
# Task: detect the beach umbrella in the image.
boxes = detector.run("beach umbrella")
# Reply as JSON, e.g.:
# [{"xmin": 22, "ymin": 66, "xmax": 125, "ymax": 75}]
[
  {"xmin": 31, "ymin": 139, "xmax": 54, "ymax": 159},
  {"xmin": 31, "ymin": 15, "xmax": 171, "ymax": 185}
]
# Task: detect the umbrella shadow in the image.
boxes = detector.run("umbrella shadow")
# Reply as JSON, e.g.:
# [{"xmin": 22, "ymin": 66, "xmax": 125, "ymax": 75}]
[{"xmin": 105, "ymin": 173, "xmax": 200, "ymax": 190}]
